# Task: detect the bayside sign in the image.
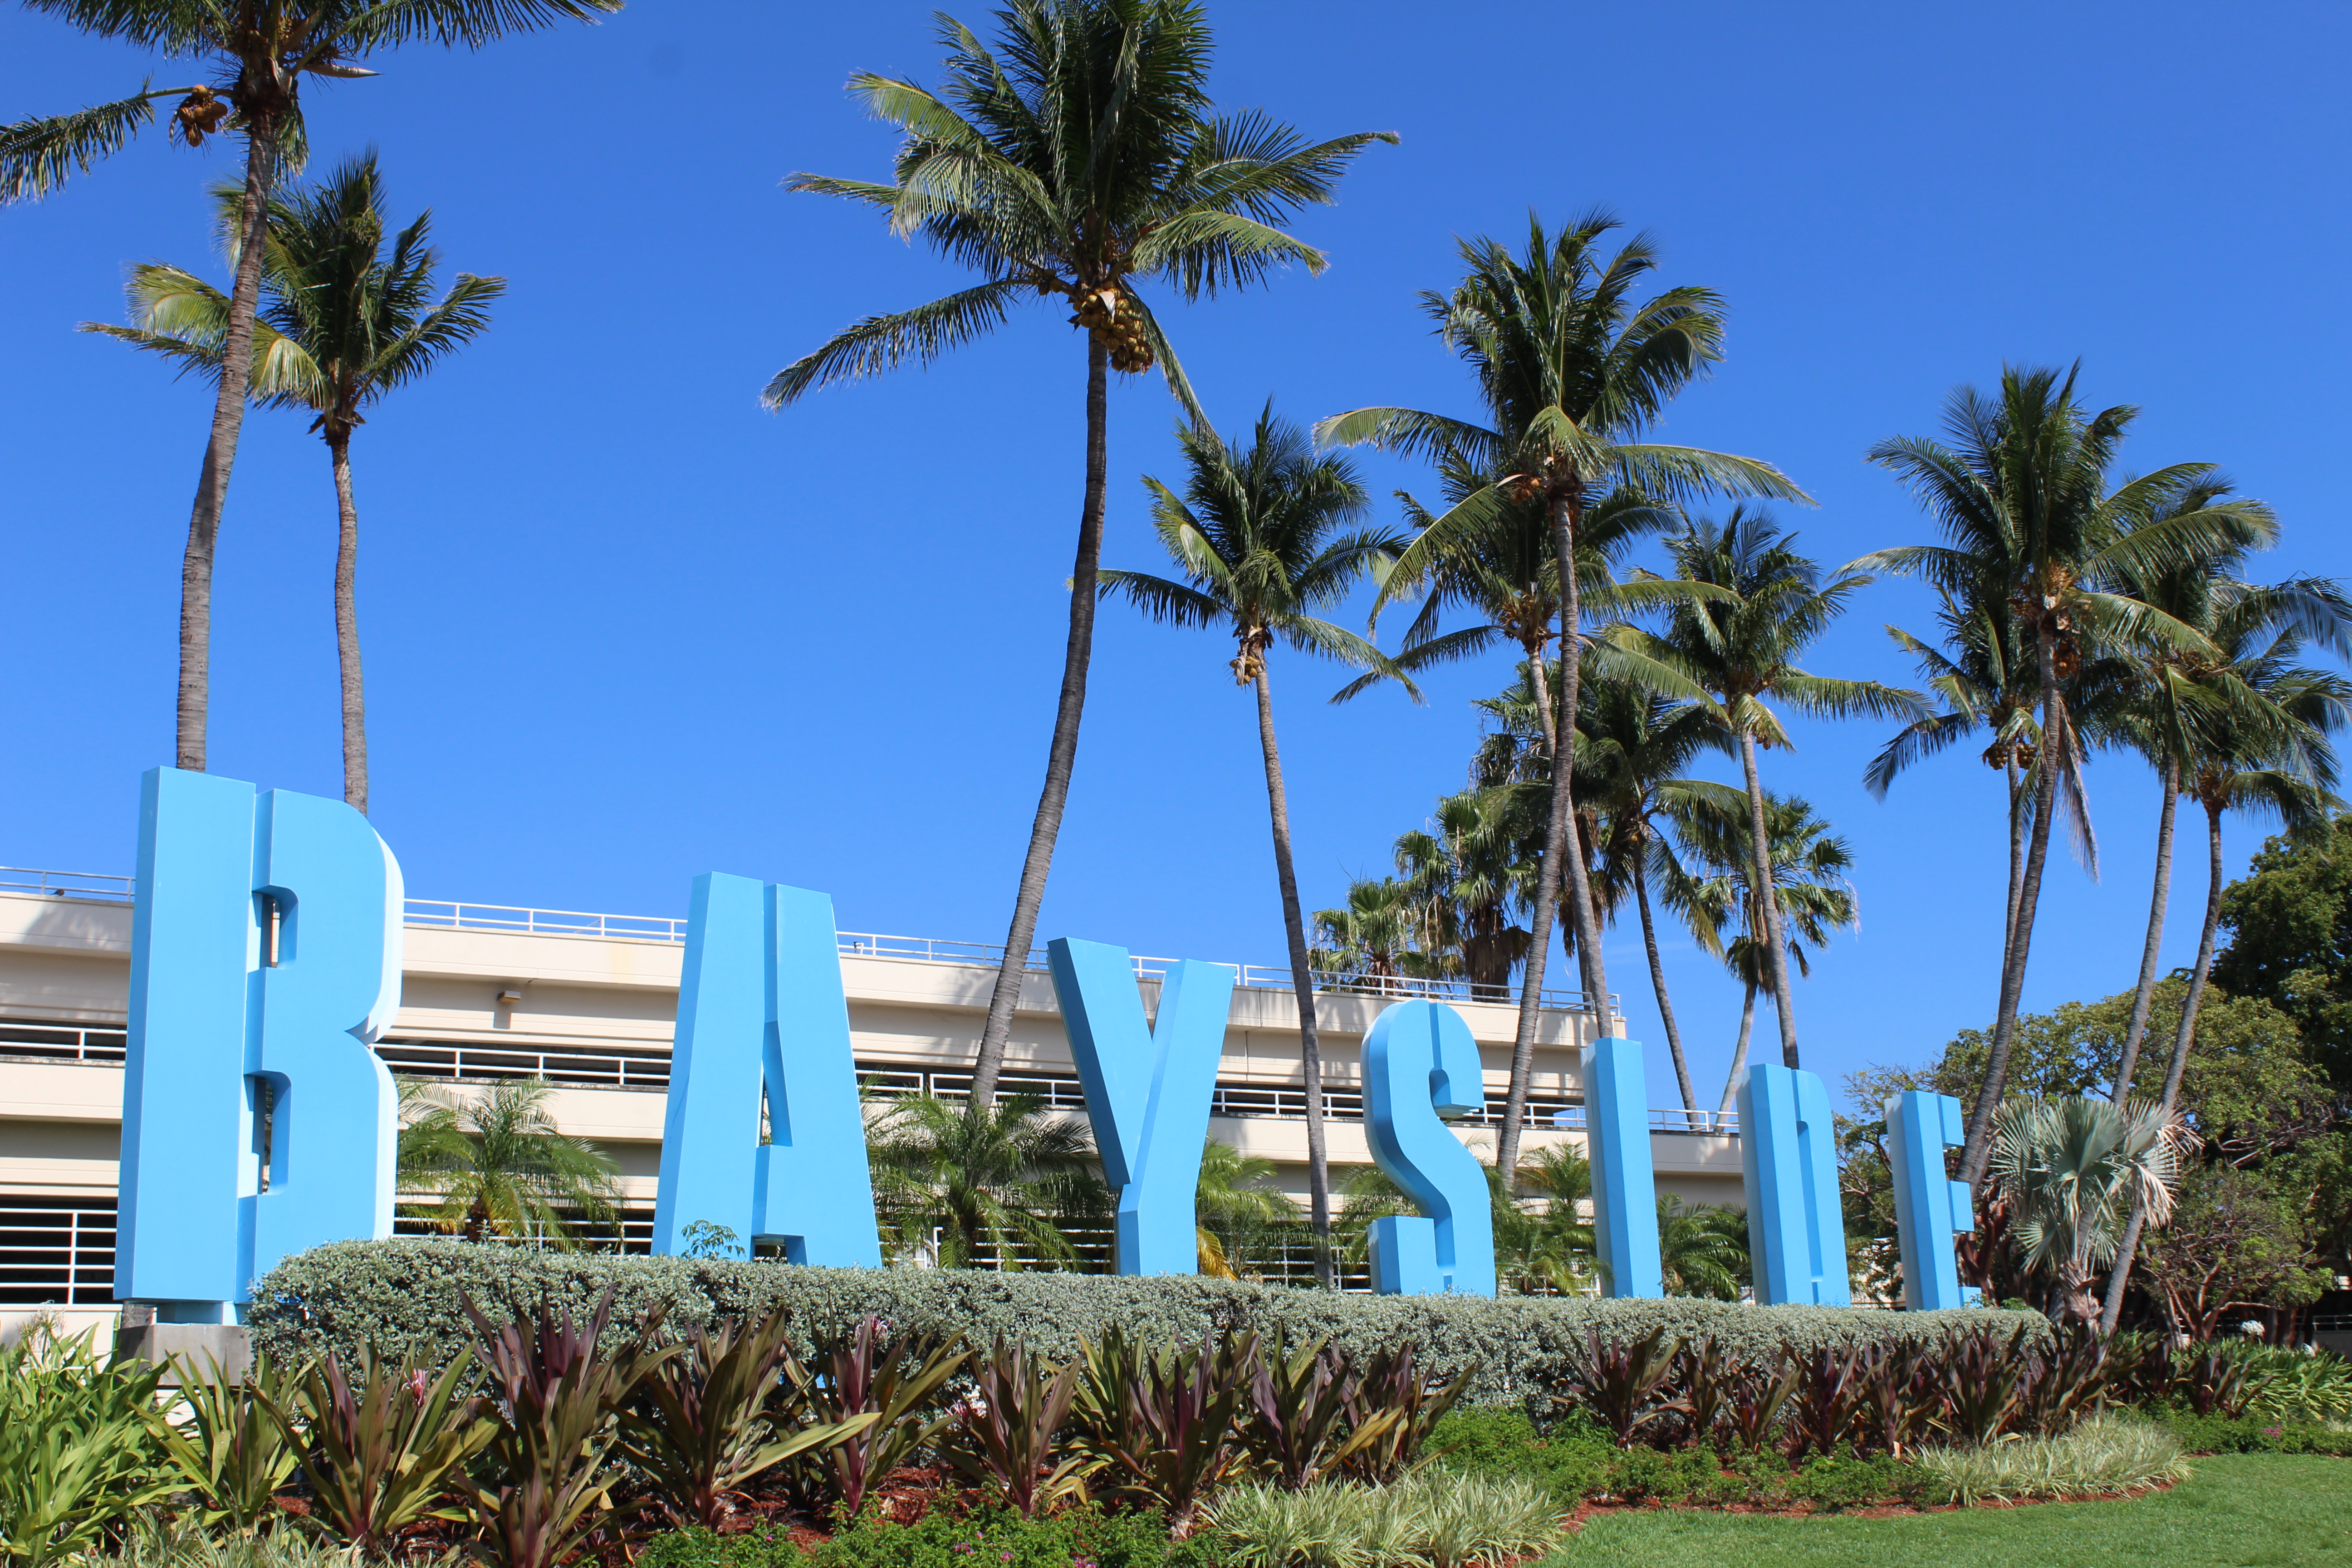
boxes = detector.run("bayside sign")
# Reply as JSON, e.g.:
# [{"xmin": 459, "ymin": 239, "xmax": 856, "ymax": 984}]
[{"xmin": 115, "ymin": 769, "xmax": 1982, "ymax": 1320}]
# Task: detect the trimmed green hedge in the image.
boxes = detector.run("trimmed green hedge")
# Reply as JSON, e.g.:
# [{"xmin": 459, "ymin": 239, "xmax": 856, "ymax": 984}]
[{"xmin": 247, "ymin": 1240, "xmax": 2039, "ymax": 1405}]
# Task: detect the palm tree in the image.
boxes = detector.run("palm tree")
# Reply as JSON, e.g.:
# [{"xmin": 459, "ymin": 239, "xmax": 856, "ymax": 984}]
[
  {"xmin": 867, "ymin": 1093, "xmax": 1108, "ymax": 1270},
  {"xmin": 1310, "ymin": 876, "xmax": 1421, "ymax": 990},
  {"xmin": 1319, "ymin": 212, "xmax": 1807, "ymax": 1179},
  {"xmin": 1867, "ymin": 584, "xmax": 2042, "ymax": 974},
  {"xmin": 1101, "ymin": 405, "xmax": 1407, "ymax": 1282},
  {"xmin": 1509, "ymin": 1142, "xmax": 1597, "ymax": 1294},
  {"xmin": 1611, "ymin": 510, "xmax": 1921, "ymax": 1074},
  {"xmin": 1990, "ymin": 1095, "xmax": 2190, "ymax": 1324},
  {"xmin": 1660, "ymin": 789, "xmax": 1857, "ymax": 1117},
  {"xmin": 397, "ymin": 1078, "xmax": 622, "ymax": 1250},
  {"xmin": 768, "ymin": 0, "xmax": 1392, "ymax": 1111},
  {"xmin": 1863, "ymin": 367, "xmax": 2274, "ymax": 1187},
  {"xmin": 83, "ymin": 153, "xmax": 504, "ymax": 813},
  {"xmin": 2099, "ymin": 548, "xmax": 2350, "ymax": 1102},
  {"xmin": 1193, "ymin": 1136, "xmax": 1291, "ymax": 1279},
  {"xmin": 1577, "ymin": 676, "xmax": 1735, "ymax": 1115},
  {"xmin": 1655, "ymin": 1197, "xmax": 1747, "ymax": 1300},
  {"xmin": 3, "ymin": 0, "xmax": 615, "ymax": 773},
  {"xmin": 2093, "ymin": 611, "xmax": 2348, "ymax": 1331},
  {"xmin": 1392, "ymin": 787, "xmax": 1533, "ymax": 1001}
]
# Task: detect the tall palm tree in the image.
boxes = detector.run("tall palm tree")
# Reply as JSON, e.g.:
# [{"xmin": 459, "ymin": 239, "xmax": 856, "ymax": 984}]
[
  {"xmin": 1319, "ymin": 212, "xmax": 1807, "ymax": 1179},
  {"xmin": 1610, "ymin": 510, "xmax": 1921, "ymax": 1073},
  {"xmin": 397, "ymin": 1078, "xmax": 622, "ymax": 1250},
  {"xmin": 2093, "ymin": 612, "xmax": 2348, "ymax": 1331},
  {"xmin": 1101, "ymin": 405, "xmax": 1408, "ymax": 1282},
  {"xmin": 1863, "ymin": 366, "xmax": 2274, "ymax": 1187},
  {"xmin": 768, "ymin": 0, "xmax": 1392, "ymax": 1110},
  {"xmin": 1577, "ymin": 676, "xmax": 1735, "ymax": 1115},
  {"xmin": 2099, "ymin": 549, "xmax": 2349, "ymax": 1102},
  {"xmin": 1867, "ymin": 584, "xmax": 2041, "ymax": 973},
  {"xmin": 1990, "ymin": 1095, "xmax": 2189, "ymax": 1324},
  {"xmin": 1659, "ymin": 789, "xmax": 1857, "ymax": 1116},
  {"xmin": 3, "ymin": 0, "xmax": 616, "ymax": 773},
  {"xmin": 83, "ymin": 153, "xmax": 504, "ymax": 813},
  {"xmin": 867, "ymin": 1093, "xmax": 1107, "ymax": 1270}
]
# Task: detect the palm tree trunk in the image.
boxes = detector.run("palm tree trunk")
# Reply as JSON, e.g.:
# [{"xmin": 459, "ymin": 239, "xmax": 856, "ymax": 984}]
[
  {"xmin": 1632, "ymin": 852, "xmax": 1696, "ymax": 1115},
  {"xmin": 1500, "ymin": 497, "xmax": 1612, "ymax": 1180},
  {"xmin": 1252, "ymin": 660, "xmax": 1332, "ymax": 1284},
  {"xmin": 970, "ymin": 339, "xmax": 1109, "ymax": 1107},
  {"xmin": 2111, "ymin": 758, "xmax": 2179, "ymax": 1100},
  {"xmin": 176, "ymin": 122, "xmax": 278, "ymax": 773},
  {"xmin": 328, "ymin": 430, "xmax": 369, "ymax": 814},
  {"xmin": 1961, "ymin": 622, "xmax": 2067, "ymax": 1189},
  {"xmin": 2003, "ymin": 751, "xmax": 2025, "ymax": 972},
  {"xmin": 2098, "ymin": 792, "xmax": 2220, "ymax": 1334},
  {"xmin": 1736, "ymin": 729, "xmax": 1802, "ymax": 1070},
  {"xmin": 1716, "ymin": 978, "xmax": 1757, "ymax": 1119}
]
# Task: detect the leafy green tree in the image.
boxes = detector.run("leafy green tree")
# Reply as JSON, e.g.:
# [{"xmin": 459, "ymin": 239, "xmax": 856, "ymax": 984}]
[
  {"xmin": 1611, "ymin": 509, "xmax": 1920, "ymax": 1078},
  {"xmin": 1863, "ymin": 366, "xmax": 2274, "ymax": 1188},
  {"xmin": 1102, "ymin": 405, "xmax": 1407, "ymax": 1278},
  {"xmin": 1321, "ymin": 213, "xmax": 1806, "ymax": 1179},
  {"xmin": 1334, "ymin": 1139, "xmax": 1595, "ymax": 1295},
  {"xmin": 396, "ymin": 1078, "xmax": 622, "ymax": 1250},
  {"xmin": 83, "ymin": 153, "xmax": 503, "ymax": 813},
  {"xmin": 2138, "ymin": 1163, "xmax": 2331, "ymax": 1339},
  {"xmin": 3, "ymin": 0, "xmax": 615, "ymax": 773},
  {"xmin": 867, "ymin": 1093, "xmax": 1108, "ymax": 1270},
  {"xmin": 2214, "ymin": 815, "xmax": 2352, "ymax": 1087},
  {"xmin": 769, "ymin": 0, "xmax": 1392, "ymax": 1110}
]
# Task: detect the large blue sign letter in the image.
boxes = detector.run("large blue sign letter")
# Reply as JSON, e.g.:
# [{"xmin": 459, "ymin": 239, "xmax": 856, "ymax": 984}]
[
  {"xmin": 1736, "ymin": 1063, "xmax": 1850, "ymax": 1306},
  {"xmin": 1583, "ymin": 1037, "xmax": 1663, "ymax": 1298},
  {"xmin": 1885, "ymin": 1089, "xmax": 1980, "ymax": 1310},
  {"xmin": 120, "ymin": 768, "xmax": 402, "ymax": 1313},
  {"xmin": 1362, "ymin": 1000, "xmax": 1495, "ymax": 1297},
  {"xmin": 653, "ymin": 874, "xmax": 880, "ymax": 1265},
  {"xmin": 1048, "ymin": 939, "xmax": 1234, "ymax": 1275}
]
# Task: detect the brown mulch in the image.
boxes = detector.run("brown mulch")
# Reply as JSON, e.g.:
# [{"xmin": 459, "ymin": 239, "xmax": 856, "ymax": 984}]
[{"xmin": 1557, "ymin": 1475, "xmax": 2183, "ymax": 1532}]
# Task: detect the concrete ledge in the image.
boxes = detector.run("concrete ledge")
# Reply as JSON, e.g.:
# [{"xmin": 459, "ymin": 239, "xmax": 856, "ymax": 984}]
[{"xmin": 115, "ymin": 1322, "xmax": 251, "ymax": 1385}]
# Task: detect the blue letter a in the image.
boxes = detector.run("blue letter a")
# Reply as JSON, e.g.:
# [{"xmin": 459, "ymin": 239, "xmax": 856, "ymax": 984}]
[
  {"xmin": 653, "ymin": 874, "xmax": 880, "ymax": 1265},
  {"xmin": 1048, "ymin": 938, "xmax": 1234, "ymax": 1276}
]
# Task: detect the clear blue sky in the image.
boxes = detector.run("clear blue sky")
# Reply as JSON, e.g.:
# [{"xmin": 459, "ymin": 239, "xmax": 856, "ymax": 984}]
[{"xmin": 4, "ymin": 2, "xmax": 2347, "ymax": 1117}]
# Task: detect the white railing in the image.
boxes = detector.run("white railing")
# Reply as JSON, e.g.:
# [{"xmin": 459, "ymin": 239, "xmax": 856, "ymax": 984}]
[
  {"xmin": 0, "ymin": 867, "xmax": 133, "ymax": 901},
  {"xmin": 5, "ymin": 871, "xmax": 1615, "ymax": 1016}
]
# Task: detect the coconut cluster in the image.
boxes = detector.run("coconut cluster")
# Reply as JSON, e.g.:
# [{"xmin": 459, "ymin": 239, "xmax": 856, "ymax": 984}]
[
  {"xmin": 175, "ymin": 85, "xmax": 229, "ymax": 147},
  {"xmin": 1069, "ymin": 284, "xmax": 1154, "ymax": 373}
]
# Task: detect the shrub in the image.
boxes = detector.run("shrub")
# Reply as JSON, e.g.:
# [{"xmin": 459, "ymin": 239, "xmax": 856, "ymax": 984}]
[
  {"xmin": 1200, "ymin": 1472, "xmax": 1563, "ymax": 1568},
  {"xmin": 248, "ymin": 1240, "xmax": 2037, "ymax": 1408},
  {"xmin": 1915, "ymin": 1412, "xmax": 2189, "ymax": 1505},
  {"xmin": 2146, "ymin": 1408, "xmax": 2352, "ymax": 1456},
  {"xmin": 637, "ymin": 1506, "xmax": 1210, "ymax": 1568},
  {"xmin": 90, "ymin": 1514, "xmax": 363, "ymax": 1568}
]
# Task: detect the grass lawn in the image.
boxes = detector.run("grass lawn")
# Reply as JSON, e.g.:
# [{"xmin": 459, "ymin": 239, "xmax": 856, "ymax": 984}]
[{"xmin": 1545, "ymin": 1455, "xmax": 2350, "ymax": 1568}]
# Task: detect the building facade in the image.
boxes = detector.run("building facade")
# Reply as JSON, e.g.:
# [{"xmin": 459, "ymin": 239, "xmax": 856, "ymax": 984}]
[{"xmin": 0, "ymin": 868, "xmax": 1743, "ymax": 1337}]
